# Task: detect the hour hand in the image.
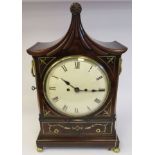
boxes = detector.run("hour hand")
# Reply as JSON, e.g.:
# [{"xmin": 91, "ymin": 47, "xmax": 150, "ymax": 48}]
[
  {"xmin": 52, "ymin": 76, "xmax": 71, "ymax": 85},
  {"xmin": 61, "ymin": 78, "xmax": 70, "ymax": 86}
]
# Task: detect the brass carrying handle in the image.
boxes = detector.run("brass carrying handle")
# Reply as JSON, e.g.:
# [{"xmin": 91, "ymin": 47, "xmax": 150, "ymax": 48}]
[
  {"xmin": 31, "ymin": 60, "xmax": 36, "ymax": 77},
  {"xmin": 119, "ymin": 58, "xmax": 122, "ymax": 75}
]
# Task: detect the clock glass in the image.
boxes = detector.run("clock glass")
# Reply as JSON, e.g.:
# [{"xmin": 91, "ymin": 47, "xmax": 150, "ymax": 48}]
[{"xmin": 43, "ymin": 56, "xmax": 110, "ymax": 117}]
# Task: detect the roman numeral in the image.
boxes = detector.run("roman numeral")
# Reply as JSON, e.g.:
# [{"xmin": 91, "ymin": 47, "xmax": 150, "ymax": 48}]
[
  {"xmin": 75, "ymin": 108, "xmax": 78, "ymax": 113},
  {"xmin": 96, "ymin": 76, "xmax": 103, "ymax": 80},
  {"xmin": 94, "ymin": 98, "xmax": 101, "ymax": 104},
  {"xmin": 49, "ymin": 87, "xmax": 56, "ymax": 90},
  {"xmin": 62, "ymin": 105, "xmax": 68, "ymax": 111},
  {"xmin": 52, "ymin": 96, "xmax": 59, "ymax": 103},
  {"xmin": 75, "ymin": 61, "xmax": 80, "ymax": 69},
  {"xmin": 61, "ymin": 65, "xmax": 67, "ymax": 72},
  {"xmin": 88, "ymin": 66, "xmax": 93, "ymax": 72}
]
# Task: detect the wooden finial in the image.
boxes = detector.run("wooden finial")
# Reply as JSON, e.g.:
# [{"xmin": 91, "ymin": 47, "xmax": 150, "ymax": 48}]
[{"xmin": 70, "ymin": 2, "xmax": 82, "ymax": 15}]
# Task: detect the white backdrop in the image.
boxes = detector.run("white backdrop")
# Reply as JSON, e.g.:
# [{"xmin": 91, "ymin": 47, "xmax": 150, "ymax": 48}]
[
  {"xmin": 23, "ymin": 0, "xmax": 131, "ymax": 2},
  {"xmin": 22, "ymin": 1, "xmax": 132, "ymax": 155}
]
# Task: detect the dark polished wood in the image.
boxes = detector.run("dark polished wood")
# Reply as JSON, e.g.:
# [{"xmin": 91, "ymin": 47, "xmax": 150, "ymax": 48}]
[{"xmin": 27, "ymin": 2, "xmax": 127, "ymax": 150}]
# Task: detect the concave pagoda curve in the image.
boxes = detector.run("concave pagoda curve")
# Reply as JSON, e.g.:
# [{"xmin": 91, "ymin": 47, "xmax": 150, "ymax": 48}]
[{"xmin": 27, "ymin": 2, "xmax": 127, "ymax": 57}]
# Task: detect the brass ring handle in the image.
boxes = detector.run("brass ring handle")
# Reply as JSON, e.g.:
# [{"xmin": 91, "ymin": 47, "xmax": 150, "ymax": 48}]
[
  {"xmin": 119, "ymin": 58, "xmax": 122, "ymax": 75},
  {"xmin": 31, "ymin": 60, "xmax": 36, "ymax": 77}
]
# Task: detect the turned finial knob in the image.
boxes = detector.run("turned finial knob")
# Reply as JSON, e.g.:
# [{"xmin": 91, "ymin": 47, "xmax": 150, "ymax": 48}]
[{"xmin": 70, "ymin": 2, "xmax": 82, "ymax": 15}]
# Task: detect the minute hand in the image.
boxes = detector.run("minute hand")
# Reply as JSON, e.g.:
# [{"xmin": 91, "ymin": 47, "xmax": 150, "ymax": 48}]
[
  {"xmin": 91, "ymin": 89, "xmax": 105, "ymax": 92},
  {"xmin": 79, "ymin": 89, "xmax": 105, "ymax": 92}
]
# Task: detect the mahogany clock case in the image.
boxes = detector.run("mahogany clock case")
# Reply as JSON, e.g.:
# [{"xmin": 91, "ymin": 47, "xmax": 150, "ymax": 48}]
[{"xmin": 24, "ymin": 1, "xmax": 131, "ymax": 152}]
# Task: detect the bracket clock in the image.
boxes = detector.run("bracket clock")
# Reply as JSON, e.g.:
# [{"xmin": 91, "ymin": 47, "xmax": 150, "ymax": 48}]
[{"xmin": 27, "ymin": 2, "xmax": 127, "ymax": 153}]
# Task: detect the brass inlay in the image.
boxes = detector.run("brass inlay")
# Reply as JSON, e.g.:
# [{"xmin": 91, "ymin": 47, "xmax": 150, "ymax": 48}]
[
  {"xmin": 40, "ymin": 58, "xmax": 47, "ymax": 65},
  {"xmin": 72, "ymin": 125, "xmax": 83, "ymax": 131},
  {"xmin": 38, "ymin": 57, "xmax": 56, "ymax": 78},
  {"xmin": 97, "ymin": 56, "xmax": 116, "ymax": 76},
  {"xmin": 101, "ymin": 99, "xmax": 112, "ymax": 116},
  {"xmin": 47, "ymin": 123, "xmax": 112, "ymax": 135},
  {"xmin": 107, "ymin": 57, "xmax": 114, "ymax": 64},
  {"xmin": 54, "ymin": 128, "xmax": 59, "ymax": 134},
  {"xmin": 96, "ymin": 128, "xmax": 101, "ymax": 133},
  {"xmin": 44, "ymin": 110, "xmax": 50, "ymax": 116},
  {"xmin": 48, "ymin": 124, "xmax": 70, "ymax": 131}
]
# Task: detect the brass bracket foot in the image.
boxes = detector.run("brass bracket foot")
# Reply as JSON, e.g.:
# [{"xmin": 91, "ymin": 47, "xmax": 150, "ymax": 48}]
[
  {"xmin": 37, "ymin": 147, "xmax": 43, "ymax": 152},
  {"xmin": 111, "ymin": 147, "xmax": 120, "ymax": 153}
]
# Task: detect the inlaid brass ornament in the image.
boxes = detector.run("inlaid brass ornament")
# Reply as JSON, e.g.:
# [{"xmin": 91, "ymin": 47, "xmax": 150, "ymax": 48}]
[
  {"xmin": 54, "ymin": 128, "xmax": 59, "ymax": 134},
  {"xmin": 96, "ymin": 128, "xmax": 101, "ymax": 133}
]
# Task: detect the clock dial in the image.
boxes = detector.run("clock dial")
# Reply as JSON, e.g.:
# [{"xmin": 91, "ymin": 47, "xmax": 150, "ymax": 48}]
[{"xmin": 43, "ymin": 56, "xmax": 110, "ymax": 117}]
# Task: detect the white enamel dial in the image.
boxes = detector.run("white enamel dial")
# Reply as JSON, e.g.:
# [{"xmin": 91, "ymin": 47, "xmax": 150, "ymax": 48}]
[{"xmin": 43, "ymin": 56, "xmax": 110, "ymax": 117}]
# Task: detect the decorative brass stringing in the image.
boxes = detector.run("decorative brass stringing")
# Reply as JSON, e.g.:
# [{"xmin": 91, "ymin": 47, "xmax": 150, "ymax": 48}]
[
  {"xmin": 40, "ymin": 58, "xmax": 47, "ymax": 65},
  {"xmin": 72, "ymin": 125, "xmax": 83, "ymax": 131},
  {"xmin": 98, "ymin": 56, "xmax": 116, "ymax": 76},
  {"xmin": 47, "ymin": 123, "xmax": 111, "ymax": 135},
  {"xmin": 43, "ymin": 100, "xmax": 51, "ymax": 117},
  {"xmin": 119, "ymin": 58, "xmax": 122, "ymax": 75},
  {"xmin": 31, "ymin": 60, "xmax": 36, "ymax": 77},
  {"xmin": 44, "ymin": 110, "xmax": 50, "ymax": 116},
  {"xmin": 107, "ymin": 57, "xmax": 114, "ymax": 64}
]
